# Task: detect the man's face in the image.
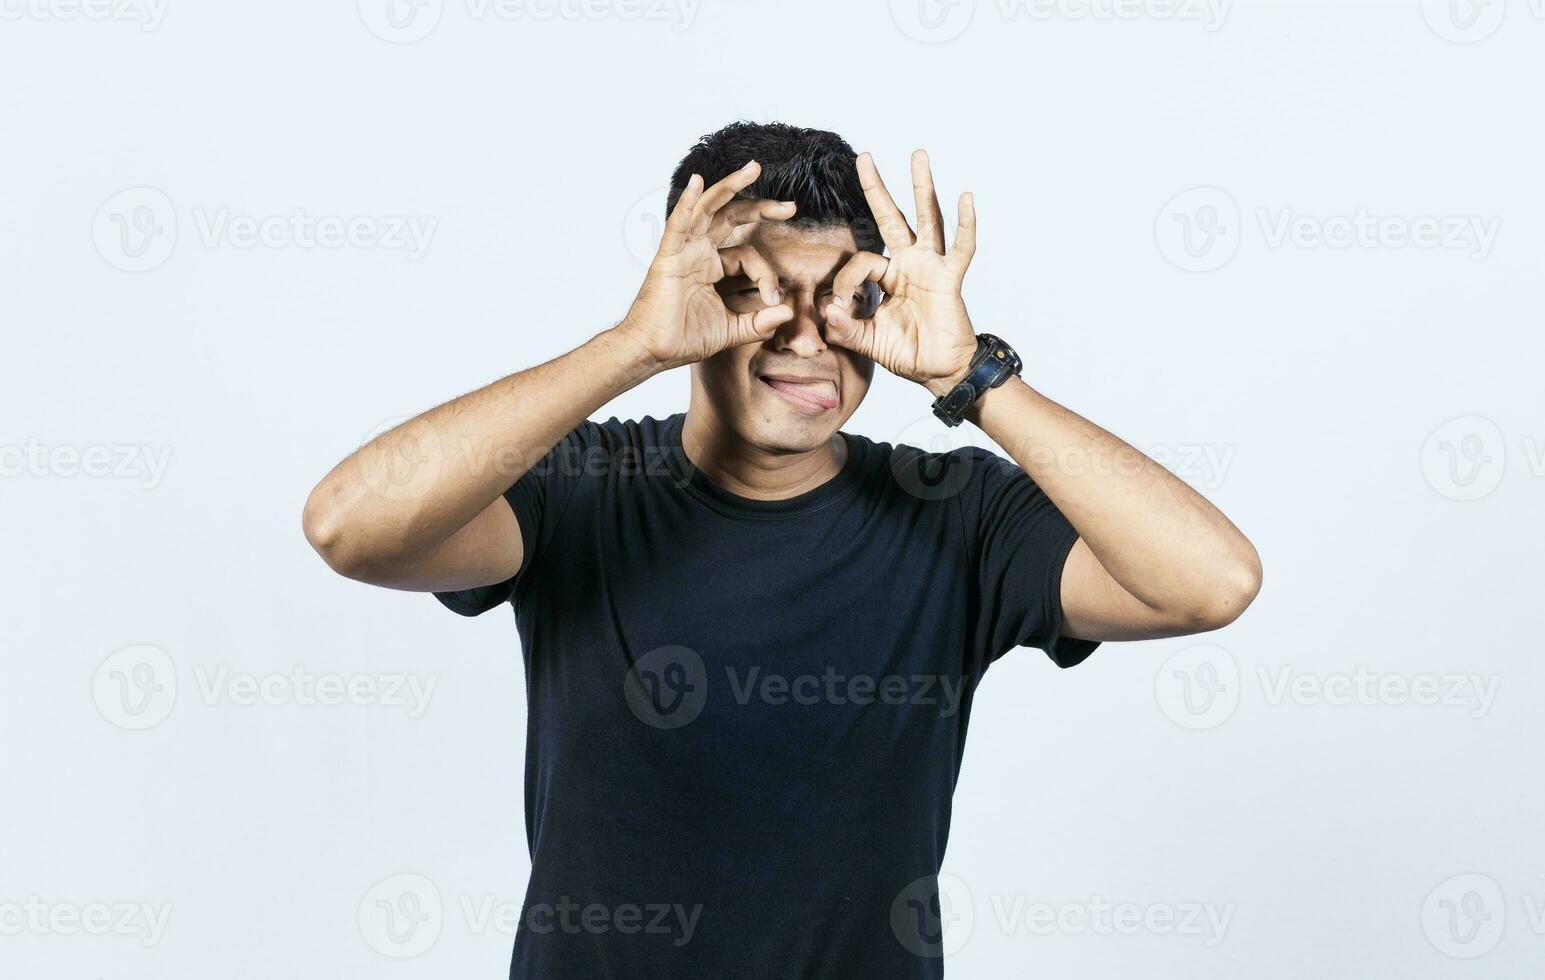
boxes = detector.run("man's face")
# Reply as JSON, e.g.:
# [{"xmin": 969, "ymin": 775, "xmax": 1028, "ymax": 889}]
[{"xmin": 693, "ymin": 221, "xmax": 879, "ymax": 455}]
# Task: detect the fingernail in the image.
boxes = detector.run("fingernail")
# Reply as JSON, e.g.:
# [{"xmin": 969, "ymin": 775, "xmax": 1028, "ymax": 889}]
[{"xmin": 830, "ymin": 295, "xmax": 848, "ymax": 309}]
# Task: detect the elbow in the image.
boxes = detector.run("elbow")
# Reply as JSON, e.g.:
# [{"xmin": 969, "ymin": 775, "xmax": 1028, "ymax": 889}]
[
  {"xmin": 1181, "ymin": 548, "xmax": 1263, "ymax": 632},
  {"xmin": 302, "ymin": 483, "xmax": 374, "ymax": 580}
]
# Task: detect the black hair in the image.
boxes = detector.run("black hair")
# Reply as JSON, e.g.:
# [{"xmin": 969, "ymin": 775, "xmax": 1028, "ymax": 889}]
[{"xmin": 666, "ymin": 121, "xmax": 883, "ymax": 254}]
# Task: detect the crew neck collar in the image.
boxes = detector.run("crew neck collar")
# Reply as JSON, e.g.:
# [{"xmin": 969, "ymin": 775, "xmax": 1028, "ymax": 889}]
[{"xmin": 665, "ymin": 413, "xmax": 865, "ymax": 519}]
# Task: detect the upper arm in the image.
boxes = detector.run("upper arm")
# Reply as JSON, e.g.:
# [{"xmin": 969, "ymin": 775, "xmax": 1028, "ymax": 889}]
[{"xmin": 1059, "ymin": 537, "xmax": 1205, "ymax": 642}]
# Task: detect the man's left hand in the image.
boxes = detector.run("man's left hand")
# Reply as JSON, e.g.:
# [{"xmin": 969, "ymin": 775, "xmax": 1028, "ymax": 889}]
[{"xmin": 824, "ymin": 150, "xmax": 981, "ymax": 398}]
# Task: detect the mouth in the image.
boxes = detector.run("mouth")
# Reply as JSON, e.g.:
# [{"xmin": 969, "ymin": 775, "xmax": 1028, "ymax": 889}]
[{"xmin": 759, "ymin": 374, "xmax": 839, "ymax": 415}]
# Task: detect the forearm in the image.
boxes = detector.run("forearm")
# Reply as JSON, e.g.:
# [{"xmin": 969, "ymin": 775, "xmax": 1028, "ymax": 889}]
[
  {"xmin": 969, "ymin": 376, "xmax": 1262, "ymax": 620},
  {"xmin": 302, "ymin": 326, "xmax": 658, "ymax": 574}
]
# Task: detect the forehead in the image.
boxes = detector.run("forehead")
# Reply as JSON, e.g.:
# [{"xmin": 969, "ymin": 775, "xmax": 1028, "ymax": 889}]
[{"xmin": 741, "ymin": 221, "xmax": 859, "ymax": 281}]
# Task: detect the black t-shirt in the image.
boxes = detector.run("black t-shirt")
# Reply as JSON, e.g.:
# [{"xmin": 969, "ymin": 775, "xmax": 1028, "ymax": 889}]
[{"xmin": 436, "ymin": 414, "xmax": 1097, "ymax": 979}]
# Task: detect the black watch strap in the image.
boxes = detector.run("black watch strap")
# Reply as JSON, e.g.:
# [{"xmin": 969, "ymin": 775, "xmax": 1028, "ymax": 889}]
[{"xmin": 930, "ymin": 334, "xmax": 1022, "ymax": 427}]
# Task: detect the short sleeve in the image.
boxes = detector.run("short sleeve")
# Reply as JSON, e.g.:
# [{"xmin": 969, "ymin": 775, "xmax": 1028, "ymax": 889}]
[
  {"xmin": 433, "ymin": 421, "xmax": 600, "ymax": 617},
  {"xmin": 967, "ymin": 449, "xmax": 1100, "ymax": 668}
]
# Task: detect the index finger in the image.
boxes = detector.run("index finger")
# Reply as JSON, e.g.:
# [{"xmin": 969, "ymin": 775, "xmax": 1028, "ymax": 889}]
[
  {"xmin": 693, "ymin": 160, "xmax": 763, "ymax": 226},
  {"xmin": 709, "ymin": 198, "xmax": 797, "ymax": 247},
  {"xmin": 856, "ymin": 152, "xmax": 916, "ymax": 252}
]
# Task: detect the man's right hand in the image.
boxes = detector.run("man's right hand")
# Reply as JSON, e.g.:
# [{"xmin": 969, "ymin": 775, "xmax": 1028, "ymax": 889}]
[
  {"xmin": 303, "ymin": 162, "xmax": 798, "ymax": 594},
  {"xmin": 616, "ymin": 160, "xmax": 798, "ymax": 371}
]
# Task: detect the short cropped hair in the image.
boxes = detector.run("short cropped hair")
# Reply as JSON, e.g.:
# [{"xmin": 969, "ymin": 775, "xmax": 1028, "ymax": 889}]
[{"xmin": 666, "ymin": 121, "xmax": 883, "ymax": 254}]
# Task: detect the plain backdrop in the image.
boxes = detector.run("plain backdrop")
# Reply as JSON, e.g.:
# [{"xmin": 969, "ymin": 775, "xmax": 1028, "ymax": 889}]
[{"xmin": 3, "ymin": 0, "xmax": 1543, "ymax": 977}]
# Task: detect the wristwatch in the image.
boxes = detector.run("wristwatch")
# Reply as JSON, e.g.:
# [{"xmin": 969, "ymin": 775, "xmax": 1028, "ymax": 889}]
[{"xmin": 930, "ymin": 334, "xmax": 1022, "ymax": 427}]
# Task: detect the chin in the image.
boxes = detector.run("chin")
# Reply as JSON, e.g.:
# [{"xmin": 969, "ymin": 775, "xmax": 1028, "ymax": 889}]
[{"xmin": 741, "ymin": 411, "xmax": 837, "ymax": 456}]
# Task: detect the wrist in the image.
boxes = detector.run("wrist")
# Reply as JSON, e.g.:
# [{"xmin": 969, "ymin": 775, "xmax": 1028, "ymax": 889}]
[
  {"xmin": 596, "ymin": 323, "xmax": 670, "ymax": 385},
  {"xmin": 927, "ymin": 333, "xmax": 1024, "ymax": 428},
  {"xmin": 924, "ymin": 363, "xmax": 973, "ymax": 400}
]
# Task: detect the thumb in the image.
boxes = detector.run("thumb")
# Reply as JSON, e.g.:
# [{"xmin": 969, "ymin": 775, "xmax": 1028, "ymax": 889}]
[{"xmin": 729, "ymin": 303, "xmax": 794, "ymax": 346}]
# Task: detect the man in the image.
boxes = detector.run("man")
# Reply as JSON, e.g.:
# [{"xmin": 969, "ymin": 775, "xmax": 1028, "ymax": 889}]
[{"xmin": 302, "ymin": 122, "xmax": 1261, "ymax": 978}]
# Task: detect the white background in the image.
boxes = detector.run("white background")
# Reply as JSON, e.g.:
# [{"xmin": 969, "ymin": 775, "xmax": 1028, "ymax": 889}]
[{"xmin": 3, "ymin": 0, "xmax": 1543, "ymax": 976}]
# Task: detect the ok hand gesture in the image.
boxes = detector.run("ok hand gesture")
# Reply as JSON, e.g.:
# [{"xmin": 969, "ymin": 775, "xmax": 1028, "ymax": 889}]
[
  {"xmin": 824, "ymin": 151, "xmax": 981, "ymax": 396},
  {"xmin": 620, "ymin": 161, "xmax": 798, "ymax": 371}
]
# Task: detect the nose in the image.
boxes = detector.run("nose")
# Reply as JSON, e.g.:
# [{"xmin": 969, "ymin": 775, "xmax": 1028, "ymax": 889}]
[{"xmin": 770, "ymin": 288, "xmax": 829, "ymax": 358}]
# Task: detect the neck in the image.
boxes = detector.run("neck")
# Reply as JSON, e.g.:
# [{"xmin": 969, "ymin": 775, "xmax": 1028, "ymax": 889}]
[{"xmin": 680, "ymin": 405, "xmax": 846, "ymax": 502}]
